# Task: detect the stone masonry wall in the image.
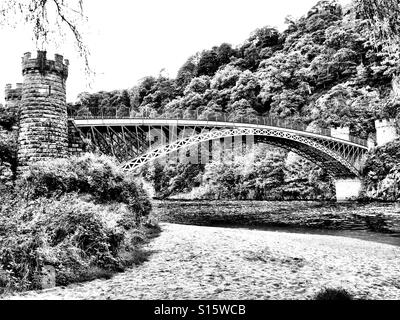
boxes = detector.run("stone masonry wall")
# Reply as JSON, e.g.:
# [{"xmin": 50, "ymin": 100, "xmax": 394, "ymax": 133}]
[
  {"xmin": 17, "ymin": 51, "xmax": 69, "ymax": 171},
  {"xmin": 67, "ymin": 120, "xmax": 85, "ymax": 156}
]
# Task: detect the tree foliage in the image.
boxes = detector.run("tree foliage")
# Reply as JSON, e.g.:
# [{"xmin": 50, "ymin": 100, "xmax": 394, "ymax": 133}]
[{"xmin": 355, "ymin": 0, "xmax": 400, "ymax": 50}]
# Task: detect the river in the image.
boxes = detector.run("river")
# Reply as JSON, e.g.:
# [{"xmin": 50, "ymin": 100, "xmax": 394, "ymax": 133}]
[{"xmin": 151, "ymin": 200, "xmax": 400, "ymax": 247}]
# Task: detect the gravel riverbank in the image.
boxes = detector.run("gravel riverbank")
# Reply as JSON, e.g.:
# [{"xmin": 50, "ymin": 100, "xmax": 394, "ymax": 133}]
[{"xmin": 3, "ymin": 223, "xmax": 400, "ymax": 300}]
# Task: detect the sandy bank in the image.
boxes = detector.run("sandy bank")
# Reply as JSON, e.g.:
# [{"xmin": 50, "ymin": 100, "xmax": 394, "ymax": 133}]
[{"xmin": 3, "ymin": 223, "xmax": 400, "ymax": 300}]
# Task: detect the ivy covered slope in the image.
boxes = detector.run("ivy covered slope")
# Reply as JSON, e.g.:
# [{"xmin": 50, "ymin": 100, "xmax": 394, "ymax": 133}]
[{"xmin": 69, "ymin": 0, "xmax": 400, "ymax": 201}]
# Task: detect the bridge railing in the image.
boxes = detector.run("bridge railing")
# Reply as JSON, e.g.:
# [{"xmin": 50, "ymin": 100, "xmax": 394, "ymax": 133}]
[{"xmin": 68, "ymin": 107, "xmax": 368, "ymax": 147}]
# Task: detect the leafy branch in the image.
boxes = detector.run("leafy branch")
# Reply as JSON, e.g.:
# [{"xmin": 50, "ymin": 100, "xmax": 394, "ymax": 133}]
[{"xmin": 0, "ymin": 0, "xmax": 91, "ymax": 76}]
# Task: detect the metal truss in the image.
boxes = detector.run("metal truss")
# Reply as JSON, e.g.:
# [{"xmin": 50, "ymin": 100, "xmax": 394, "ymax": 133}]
[{"xmin": 120, "ymin": 127, "xmax": 368, "ymax": 177}]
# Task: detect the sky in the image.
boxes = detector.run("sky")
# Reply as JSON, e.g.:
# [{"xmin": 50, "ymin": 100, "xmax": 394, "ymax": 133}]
[{"xmin": 0, "ymin": 0, "xmax": 352, "ymax": 103}]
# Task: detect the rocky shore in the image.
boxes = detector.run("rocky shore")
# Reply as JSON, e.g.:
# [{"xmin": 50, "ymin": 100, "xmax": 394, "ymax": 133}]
[{"xmin": 3, "ymin": 223, "xmax": 400, "ymax": 300}]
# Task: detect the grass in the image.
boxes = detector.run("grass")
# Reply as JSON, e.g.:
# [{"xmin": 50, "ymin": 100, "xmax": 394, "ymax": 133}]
[
  {"xmin": 119, "ymin": 249, "xmax": 154, "ymax": 267},
  {"xmin": 47, "ymin": 223, "xmax": 162, "ymax": 289}
]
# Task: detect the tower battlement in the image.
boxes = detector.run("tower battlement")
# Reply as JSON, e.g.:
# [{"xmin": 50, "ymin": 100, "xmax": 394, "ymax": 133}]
[
  {"xmin": 374, "ymin": 118, "xmax": 397, "ymax": 128},
  {"xmin": 21, "ymin": 51, "xmax": 69, "ymax": 80},
  {"xmin": 4, "ymin": 83, "xmax": 23, "ymax": 101}
]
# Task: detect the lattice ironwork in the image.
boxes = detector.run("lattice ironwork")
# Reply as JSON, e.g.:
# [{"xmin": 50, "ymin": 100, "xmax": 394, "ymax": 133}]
[
  {"xmin": 119, "ymin": 127, "xmax": 368, "ymax": 177},
  {"xmin": 69, "ymin": 110, "xmax": 368, "ymax": 147},
  {"xmin": 71, "ymin": 115, "xmax": 369, "ymax": 178}
]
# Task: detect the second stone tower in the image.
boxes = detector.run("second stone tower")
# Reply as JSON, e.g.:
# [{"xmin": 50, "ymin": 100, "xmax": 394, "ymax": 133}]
[{"xmin": 18, "ymin": 51, "xmax": 69, "ymax": 171}]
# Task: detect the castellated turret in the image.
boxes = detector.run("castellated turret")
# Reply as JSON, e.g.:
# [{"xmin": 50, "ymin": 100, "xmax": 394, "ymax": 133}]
[
  {"xmin": 374, "ymin": 118, "xmax": 398, "ymax": 147},
  {"xmin": 17, "ymin": 51, "xmax": 69, "ymax": 171}
]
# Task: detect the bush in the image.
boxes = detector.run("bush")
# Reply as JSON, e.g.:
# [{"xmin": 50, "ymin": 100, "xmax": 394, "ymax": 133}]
[
  {"xmin": 0, "ymin": 193, "xmax": 155, "ymax": 293},
  {"xmin": 0, "ymin": 154, "xmax": 159, "ymax": 294},
  {"xmin": 16, "ymin": 153, "xmax": 152, "ymax": 221},
  {"xmin": 0, "ymin": 130, "xmax": 18, "ymax": 175},
  {"xmin": 0, "ymin": 106, "xmax": 18, "ymax": 131},
  {"xmin": 313, "ymin": 288, "xmax": 354, "ymax": 300},
  {"xmin": 363, "ymin": 139, "xmax": 400, "ymax": 201}
]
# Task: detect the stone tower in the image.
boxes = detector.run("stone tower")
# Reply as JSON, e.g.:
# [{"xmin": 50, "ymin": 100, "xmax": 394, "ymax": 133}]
[
  {"xmin": 4, "ymin": 83, "xmax": 22, "ymax": 115},
  {"xmin": 17, "ymin": 51, "xmax": 69, "ymax": 171},
  {"xmin": 374, "ymin": 118, "xmax": 398, "ymax": 147}
]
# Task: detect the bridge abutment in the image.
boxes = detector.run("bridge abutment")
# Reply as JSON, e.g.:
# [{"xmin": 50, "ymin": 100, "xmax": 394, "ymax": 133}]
[
  {"xmin": 375, "ymin": 119, "xmax": 398, "ymax": 147},
  {"xmin": 335, "ymin": 178, "xmax": 362, "ymax": 202}
]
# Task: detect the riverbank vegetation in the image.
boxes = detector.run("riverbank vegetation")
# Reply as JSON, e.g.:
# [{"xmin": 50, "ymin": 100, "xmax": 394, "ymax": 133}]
[
  {"xmin": 363, "ymin": 139, "xmax": 400, "ymax": 201},
  {"xmin": 65, "ymin": 0, "xmax": 400, "ymax": 201},
  {"xmin": 0, "ymin": 154, "xmax": 158, "ymax": 295},
  {"xmin": 142, "ymin": 145, "xmax": 334, "ymax": 200}
]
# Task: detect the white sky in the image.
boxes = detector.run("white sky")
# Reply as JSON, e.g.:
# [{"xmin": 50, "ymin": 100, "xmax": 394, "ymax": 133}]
[{"xmin": 0, "ymin": 0, "xmax": 352, "ymax": 103}]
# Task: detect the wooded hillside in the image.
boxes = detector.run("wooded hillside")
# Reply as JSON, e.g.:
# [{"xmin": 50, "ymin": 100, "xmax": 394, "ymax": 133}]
[{"xmin": 65, "ymin": 0, "xmax": 400, "ymax": 200}]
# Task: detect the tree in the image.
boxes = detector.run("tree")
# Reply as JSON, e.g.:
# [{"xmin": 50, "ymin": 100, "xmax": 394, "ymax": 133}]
[
  {"xmin": 355, "ymin": 0, "xmax": 400, "ymax": 50},
  {"xmin": 215, "ymin": 43, "xmax": 237, "ymax": 66},
  {"xmin": 197, "ymin": 50, "xmax": 220, "ymax": 77},
  {"xmin": 0, "ymin": 0, "xmax": 90, "ymax": 73},
  {"xmin": 229, "ymin": 70, "xmax": 262, "ymax": 112},
  {"xmin": 236, "ymin": 26, "xmax": 281, "ymax": 70},
  {"xmin": 312, "ymin": 82, "xmax": 380, "ymax": 138},
  {"xmin": 176, "ymin": 55, "xmax": 199, "ymax": 90},
  {"xmin": 0, "ymin": 130, "xmax": 18, "ymax": 175},
  {"xmin": 227, "ymin": 99, "xmax": 259, "ymax": 122}
]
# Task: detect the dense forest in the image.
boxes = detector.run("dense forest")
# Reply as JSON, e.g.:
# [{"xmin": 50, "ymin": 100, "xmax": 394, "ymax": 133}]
[{"xmin": 3, "ymin": 0, "xmax": 400, "ymax": 200}]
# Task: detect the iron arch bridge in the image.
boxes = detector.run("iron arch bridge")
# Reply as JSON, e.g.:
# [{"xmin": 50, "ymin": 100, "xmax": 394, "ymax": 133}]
[{"xmin": 69, "ymin": 112, "xmax": 369, "ymax": 178}]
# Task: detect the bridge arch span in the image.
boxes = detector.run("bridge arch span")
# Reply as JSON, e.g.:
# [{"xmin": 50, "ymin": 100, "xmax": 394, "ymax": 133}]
[{"xmin": 120, "ymin": 127, "xmax": 365, "ymax": 178}]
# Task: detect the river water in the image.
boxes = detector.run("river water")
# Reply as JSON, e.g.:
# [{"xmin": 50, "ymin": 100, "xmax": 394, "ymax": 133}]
[{"xmin": 151, "ymin": 200, "xmax": 400, "ymax": 247}]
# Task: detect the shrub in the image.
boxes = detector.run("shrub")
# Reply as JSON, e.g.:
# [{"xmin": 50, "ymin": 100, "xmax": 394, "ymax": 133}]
[
  {"xmin": 0, "ymin": 193, "xmax": 154, "ymax": 293},
  {"xmin": 363, "ymin": 139, "xmax": 400, "ymax": 201},
  {"xmin": 313, "ymin": 288, "xmax": 354, "ymax": 300},
  {"xmin": 0, "ymin": 107, "xmax": 18, "ymax": 131},
  {"xmin": 0, "ymin": 154, "xmax": 159, "ymax": 294},
  {"xmin": 16, "ymin": 153, "xmax": 152, "ymax": 221},
  {"xmin": 0, "ymin": 130, "xmax": 18, "ymax": 175}
]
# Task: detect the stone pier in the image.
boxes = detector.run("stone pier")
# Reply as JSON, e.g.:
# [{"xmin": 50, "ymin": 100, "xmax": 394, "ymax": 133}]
[
  {"xmin": 335, "ymin": 178, "xmax": 362, "ymax": 202},
  {"xmin": 374, "ymin": 119, "xmax": 398, "ymax": 147}
]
